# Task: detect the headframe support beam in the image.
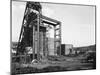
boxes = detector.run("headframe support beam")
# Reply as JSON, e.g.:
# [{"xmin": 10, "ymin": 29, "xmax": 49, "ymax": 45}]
[{"xmin": 41, "ymin": 15, "xmax": 60, "ymax": 26}]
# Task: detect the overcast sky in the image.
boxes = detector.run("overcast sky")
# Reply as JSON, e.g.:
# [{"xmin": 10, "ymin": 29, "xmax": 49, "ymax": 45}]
[{"xmin": 12, "ymin": 1, "xmax": 95, "ymax": 47}]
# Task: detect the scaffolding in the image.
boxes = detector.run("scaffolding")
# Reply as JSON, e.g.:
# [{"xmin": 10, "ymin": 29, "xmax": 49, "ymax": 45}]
[{"xmin": 16, "ymin": 2, "xmax": 62, "ymax": 63}]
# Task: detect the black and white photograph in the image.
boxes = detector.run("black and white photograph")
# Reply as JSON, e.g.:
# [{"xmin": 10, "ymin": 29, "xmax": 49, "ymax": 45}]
[{"xmin": 11, "ymin": 0, "xmax": 96, "ymax": 75}]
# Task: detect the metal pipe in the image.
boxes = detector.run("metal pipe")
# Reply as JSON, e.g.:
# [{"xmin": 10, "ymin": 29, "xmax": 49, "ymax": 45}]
[
  {"xmin": 37, "ymin": 9, "xmax": 41, "ymax": 61},
  {"xmin": 59, "ymin": 22, "xmax": 61, "ymax": 56},
  {"xmin": 54, "ymin": 26, "xmax": 56, "ymax": 55},
  {"xmin": 33, "ymin": 25, "xmax": 35, "ymax": 59},
  {"xmin": 42, "ymin": 31, "xmax": 45, "ymax": 57}
]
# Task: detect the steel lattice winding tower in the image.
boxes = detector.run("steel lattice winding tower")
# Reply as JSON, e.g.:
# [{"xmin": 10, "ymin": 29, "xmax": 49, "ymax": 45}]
[{"xmin": 16, "ymin": 2, "xmax": 42, "ymax": 63}]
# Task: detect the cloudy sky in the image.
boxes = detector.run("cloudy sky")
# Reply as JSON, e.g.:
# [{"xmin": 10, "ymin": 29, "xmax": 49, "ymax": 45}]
[{"xmin": 12, "ymin": 1, "xmax": 95, "ymax": 47}]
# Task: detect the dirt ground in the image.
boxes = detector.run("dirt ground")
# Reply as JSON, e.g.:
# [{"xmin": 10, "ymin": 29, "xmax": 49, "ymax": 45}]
[{"xmin": 11, "ymin": 55, "xmax": 95, "ymax": 75}]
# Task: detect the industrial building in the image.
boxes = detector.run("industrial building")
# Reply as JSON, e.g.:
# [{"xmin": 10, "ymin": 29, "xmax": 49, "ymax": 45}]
[
  {"xmin": 16, "ymin": 2, "xmax": 62, "ymax": 63},
  {"xmin": 61, "ymin": 44, "xmax": 74, "ymax": 55}
]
